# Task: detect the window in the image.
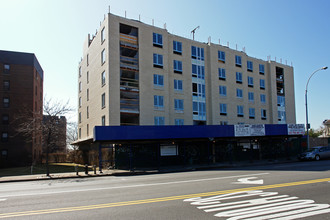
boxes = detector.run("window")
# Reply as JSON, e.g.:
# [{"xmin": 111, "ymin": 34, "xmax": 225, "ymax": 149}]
[
  {"xmin": 259, "ymin": 64, "xmax": 265, "ymax": 74},
  {"xmin": 101, "ymin": 93, "xmax": 105, "ymax": 109},
  {"xmin": 220, "ymin": 121, "xmax": 228, "ymax": 125},
  {"xmin": 4, "ymin": 64, "xmax": 10, "ymax": 73},
  {"xmin": 154, "ymin": 116, "xmax": 165, "ymax": 125},
  {"xmin": 87, "ymin": 89, "xmax": 89, "ymax": 101},
  {"xmin": 87, "ymin": 106, "xmax": 89, "ymax": 119},
  {"xmin": 193, "ymin": 101, "xmax": 206, "ymax": 117},
  {"xmin": 173, "ymin": 60, "xmax": 182, "ymax": 73},
  {"xmin": 153, "ymin": 33, "xmax": 163, "ymax": 47},
  {"xmin": 154, "ymin": 95, "xmax": 164, "ymax": 110},
  {"xmin": 174, "ymin": 79, "xmax": 183, "ymax": 92},
  {"xmin": 79, "ymin": 128, "xmax": 81, "ymax": 139},
  {"xmin": 278, "ymin": 111, "xmax": 286, "ymax": 122},
  {"xmin": 101, "ymin": 71, "xmax": 106, "ymax": 86},
  {"xmin": 218, "ymin": 51, "xmax": 225, "ymax": 62},
  {"xmin": 247, "ymin": 61, "xmax": 253, "ymax": 72},
  {"xmin": 192, "ymin": 83, "xmax": 205, "ymax": 97},
  {"xmin": 236, "ymin": 72, "xmax": 242, "ymax": 83},
  {"xmin": 260, "ymin": 94, "xmax": 266, "ymax": 104},
  {"xmin": 260, "ymin": 79, "xmax": 265, "ymax": 89},
  {"xmin": 220, "ymin": 103, "xmax": 227, "ymax": 115},
  {"xmin": 261, "ymin": 109, "xmax": 267, "ymax": 120},
  {"xmin": 79, "ymin": 66, "xmax": 81, "ymax": 78},
  {"xmin": 248, "ymin": 92, "xmax": 254, "ymax": 102},
  {"xmin": 2, "ymin": 114, "xmax": 9, "ymax": 125},
  {"xmin": 192, "ymin": 64, "xmax": 204, "ymax": 79},
  {"xmin": 3, "ymin": 97, "xmax": 9, "ymax": 108},
  {"xmin": 219, "ymin": 86, "xmax": 227, "ymax": 97},
  {"xmin": 1, "ymin": 132, "xmax": 8, "ymax": 142},
  {"xmin": 87, "ymin": 54, "xmax": 89, "ymax": 66},
  {"xmin": 79, "ymin": 112, "xmax": 81, "ymax": 123},
  {"xmin": 153, "ymin": 74, "xmax": 164, "ymax": 87},
  {"xmin": 101, "ymin": 115, "xmax": 106, "ymax": 126},
  {"xmin": 277, "ymin": 96, "xmax": 285, "ymax": 106},
  {"xmin": 236, "ymin": 88, "xmax": 243, "ymax": 98},
  {"xmin": 249, "ymin": 108, "xmax": 255, "ymax": 119},
  {"xmin": 248, "ymin": 76, "xmax": 254, "ymax": 87},
  {"xmin": 3, "ymin": 80, "xmax": 10, "ymax": 91},
  {"xmin": 101, "ymin": 27, "xmax": 105, "ymax": 43},
  {"xmin": 79, "ymin": 82, "xmax": 82, "ymax": 93},
  {"xmin": 235, "ymin": 55, "xmax": 242, "ymax": 67},
  {"xmin": 87, "ymin": 124, "xmax": 89, "ymax": 136},
  {"xmin": 79, "ymin": 97, "xmax": 82, "ymax": 108},
  {"xmin": 191, "ymin": 46, "xmax": 204, "ymax": 60},
  {"xmin": 101, "ymin": 49, "xmax": 106, "ymax": 64},
  {"xmin": 175, "ymin": 119, "xmax": 184, "ymax": 125},
  {"xmin": 218, "ymin": 68, "xmax": 226, "ymax": 80},
  {"xmin": 237, "ymin": 105, "xmax": 244, "ymax": 117},
  {"xmin": 153, "ymin": 53, "xmax": 163, "ymax": 68},
  {"xmin": 174, "ymin": 99, "xmax": 184, "ymax": 112},
  {"xmin": 87, "ymin": 71, "xmax": 89, "ymax": 84},
  {"xmin": 173, "ymin": 41, "xmax": 182, "ymax": 54}
]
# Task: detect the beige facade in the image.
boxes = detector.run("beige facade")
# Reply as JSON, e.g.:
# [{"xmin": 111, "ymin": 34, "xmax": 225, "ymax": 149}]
[{"xmin": 77, "ymin": 13, "xmax": 296, "ymax": 141}]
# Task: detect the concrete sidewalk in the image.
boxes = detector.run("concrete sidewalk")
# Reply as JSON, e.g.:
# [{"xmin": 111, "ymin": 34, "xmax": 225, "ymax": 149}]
[{"xmin": 0, "ymin": 158, "xmax": 298, "ymax": 183}]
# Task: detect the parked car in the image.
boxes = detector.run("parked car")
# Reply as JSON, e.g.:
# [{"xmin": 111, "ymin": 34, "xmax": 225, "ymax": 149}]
[{"xmin": 298, "ymin": 146, "xmax": 330, "ymax": 161}]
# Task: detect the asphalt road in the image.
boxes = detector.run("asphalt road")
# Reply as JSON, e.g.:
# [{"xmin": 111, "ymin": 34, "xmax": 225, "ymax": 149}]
[{"xmin": 1, "ymin": 160, "xmax": 330, "ymax": 219}]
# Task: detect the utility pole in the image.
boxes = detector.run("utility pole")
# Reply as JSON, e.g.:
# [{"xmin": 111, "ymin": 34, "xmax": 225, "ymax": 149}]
[{"xmin": 191, "ymin": 26, "xmax": 200, "ymax": 41}]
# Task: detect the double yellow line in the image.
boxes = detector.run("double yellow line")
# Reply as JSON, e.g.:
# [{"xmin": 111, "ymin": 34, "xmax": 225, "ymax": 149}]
[{"xmin": 1, "ymin": 177, "xmax": 330, "ymax": 218}]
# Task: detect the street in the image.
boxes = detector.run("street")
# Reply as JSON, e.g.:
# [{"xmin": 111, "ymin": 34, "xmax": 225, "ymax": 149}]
[{"xmin": 1, "ymin": 160, "xmax": 330, "ymax": 219}]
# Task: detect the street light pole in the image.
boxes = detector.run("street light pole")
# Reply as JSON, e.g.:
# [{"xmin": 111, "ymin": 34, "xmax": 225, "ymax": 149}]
[{"xmin": 305, "ymin": 66, "xmax": 328, "ymax": 150}]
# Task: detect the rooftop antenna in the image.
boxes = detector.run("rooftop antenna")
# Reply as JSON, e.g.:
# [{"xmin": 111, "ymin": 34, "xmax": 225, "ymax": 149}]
[{"xmin": 191, "ymin": 26, "xmax": 200, "ymax": 41}]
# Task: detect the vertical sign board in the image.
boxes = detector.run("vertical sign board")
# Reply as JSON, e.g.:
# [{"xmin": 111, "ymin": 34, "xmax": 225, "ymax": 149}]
[
  {"xmin": 234, "ymin": 124, "xmax": 265, "ymax": 137},
  {"xmin": 160, "ymin": 145, "xmax": 178, "ymax": 156},
  {"xmin": 287, "ymin": 124, "xmax": 305, "ymax": 135}
]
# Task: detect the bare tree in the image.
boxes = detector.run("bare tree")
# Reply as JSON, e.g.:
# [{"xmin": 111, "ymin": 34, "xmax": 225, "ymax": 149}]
[{"xmin": 15, "ymin": 97, "xmax": 73, "ymax": 176}]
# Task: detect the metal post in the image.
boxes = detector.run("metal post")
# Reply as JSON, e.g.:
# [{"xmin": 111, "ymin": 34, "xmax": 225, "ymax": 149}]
[{"xmin": 99, "ymin": 144, "xmax": 103, "ymax": 173}]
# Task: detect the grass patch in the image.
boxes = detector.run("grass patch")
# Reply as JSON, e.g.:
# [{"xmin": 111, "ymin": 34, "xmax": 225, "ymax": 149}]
[{"xmin": 0, "ymin": 163, "xmax": 93, "ymax": 177}]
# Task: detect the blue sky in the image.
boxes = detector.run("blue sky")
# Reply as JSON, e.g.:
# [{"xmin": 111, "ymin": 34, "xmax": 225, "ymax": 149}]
[{"xmin": 1, "ymin": 0, "xmax": 329, "ymax": 128}]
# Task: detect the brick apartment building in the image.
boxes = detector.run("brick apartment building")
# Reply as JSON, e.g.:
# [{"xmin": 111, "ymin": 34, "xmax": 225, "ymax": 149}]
[{"xmin": 0, "ymin": 50, "xmax": 43, "ymax": 167}]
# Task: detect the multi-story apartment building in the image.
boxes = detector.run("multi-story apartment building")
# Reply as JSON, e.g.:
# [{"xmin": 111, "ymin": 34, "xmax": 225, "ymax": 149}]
[
  {"xmin": 0, "ymin": 50, "xmax": 43, "ymax": 167},
  {"xmin": 77, "ymin": 13, "xmax": 295, "ymax": 142}
]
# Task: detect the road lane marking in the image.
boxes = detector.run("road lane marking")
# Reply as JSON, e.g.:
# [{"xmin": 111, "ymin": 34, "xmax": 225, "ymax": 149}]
[
  {"xmin": 0, "ymin": 172, "xmax": 269, "ymax": 198},
  {"xmin": 232, "ymin": 177, "xmax": 264, "ymax": 184},
  {"xmin": 1, "ymin": 177, "xmax": 330, "ymax": 218},
  {"xmin": 0, "ymin": 199, "xmax": 6, "ymax": 202}
]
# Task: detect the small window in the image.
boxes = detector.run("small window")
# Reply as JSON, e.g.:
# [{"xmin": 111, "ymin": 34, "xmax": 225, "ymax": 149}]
[
  {"xmin": 236, "ymin": 72, "xmax": 243, "ymax": 83},
  {"xmin": 174, "ymin": 79, "xmax": 183, "ymax": 92},
  {"xmin": 174, "ymin": 99, "xmax": 184, "ymax": 112},
  {"xmin": 101, "ymin": 115, "xmax": 106, "ymax": 126},
  {"xmin": 87, "ymin": 89, "xmax": 89, "ymax": 101},
  {"xmin": 219, "ymin": 86, "xmax": 227, "ymax": 97},
  {"xmin": 101, "ymin": 49, "xmax": 106, "ymax": 64},
  {"xmin": 154, "ymin": 95, "xmax": 164, "ymax": 110},
  {"xmin": 260, "ymin": 94, "xmax": 266, "ymax": 103},
  {"xmin": 4, "ymin": 64, "xmax": 10, "ymax": 73},
  {"xmin": 153, "ymin": 53, "xmax": 163, "ymax": 68},
  {"xmin": 79, "ymin": 82, "xmax": 82, "ymax": 93},
  {"xmin": 237, "ymin": 105, "xmax": 244, "ymax": 117},
  {"xmin": 260, "ymin": 79, "xmax": 265, "ymax": 90},
  {"xmin": 220, "ymin": 103, "xmax": 227, "ymax": 115},
  {"xmin": 101, "ymin": 27, "xmax": 105, "ymax": 43},
  {"xmin": 259, "ymin": 64, "xmax": 265, "ymax": 74},
  {"xmin": 191, "ymin": 46, "xmax": 204, "ymax": 60},
  {"xmin": 3, "ymin": 97, "xmax": 9, "ymax": 108},
  {"xmin": 101, "ymin": 93, "xmax": 105, "ymax": 109},
  {"xmin": 2, "ymin": 114, "xmax": 9, "ymax": 125},
  {"xmin": 87, "ymin": 54, "xmax": 89, "ymax": 66},
  {"xmin": 248, "ymin": 92, "xmax": 254, "ymax": 102},
  {"xmin": 87, "ymin": 71, "xmax": 89, "ymax": 84},
  {"xmin": 79, "ymin": 112, "xmax": 81, "ymax": 123},
  {"xmin": 154, "ymin": 116, "xmax": 165, "ymax": 125},
  {"xmin": 79, "ymin": 66, "xmax": 81, "ymax": 78},
  {"xmin": 3, "ymin": 80, "xmax": 10, "ymax": 91},
  {"xmin": 218, "ymin": 68, "xmax": 226, "ymax": 80},
  {"xmin": 175, "ymin": 119, "xmax": 184, "ymax": 125},
  {"xmin": 101, "ymin": 71, "xmax": 106, "ymax": 86},
  {"xmin": 79, "ymin": 97, "xmax": 82, "ymax": 108},
  {"xmin": 173, "ymin": 60, "xmax": 182, "ymax": 73},
  {"xmin": 153, "ymin": 74, "xmax": 164, "ymax": 87},
  {"xmin": 218, "ymin": 51, "xmax": 225, "ymax": 63},
  {"xmin": 249, "ymin": 108, "xmax": 255, "ymax": 119},
  {"xmin": 173, "ymin": 41, "xmax": 182, "ymax": 54},
  {"xmin": 87, "ymin": 124, "xmax": 89, "ymax": 136},
  {"xmin": 248, "ymin": 76, "xmax": 254, "ymax": 87},
  {"xmin": 261, "ymin": 109, "xmax": 267, "ymax": 120},
  {"xmin": 153, "ymin": 33, "xmax": 163, "ymax": 48},
  {"xmin": 87, "ymin": 106, "xmax": 89, "ymax": 119},
  {"xmin": 220, "ymin": 121, "xmax": 228, "ymax": 125},
  {"xmin": 235, "ymin": 55, "xmax": 242, "ymax": 67},
  {"xmin": 1, "ymin": 132, "xmax": 8, "ymax": 142},
  {"xmin": 79, "ymin": 128, "xmax": 81, "ymax": 139},
  {"xmin": 247, "ymin": 61, "xmax": 253, "ymax": 72},
  {"xmin": 236, "ymin": 89, "xmax": 243, "ymax": 98}
]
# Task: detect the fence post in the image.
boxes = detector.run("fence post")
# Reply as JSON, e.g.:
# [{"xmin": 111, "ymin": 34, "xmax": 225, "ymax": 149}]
[{"xmin": 75, "ymin": 165, "xmax": 79, "ymax": 175}]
